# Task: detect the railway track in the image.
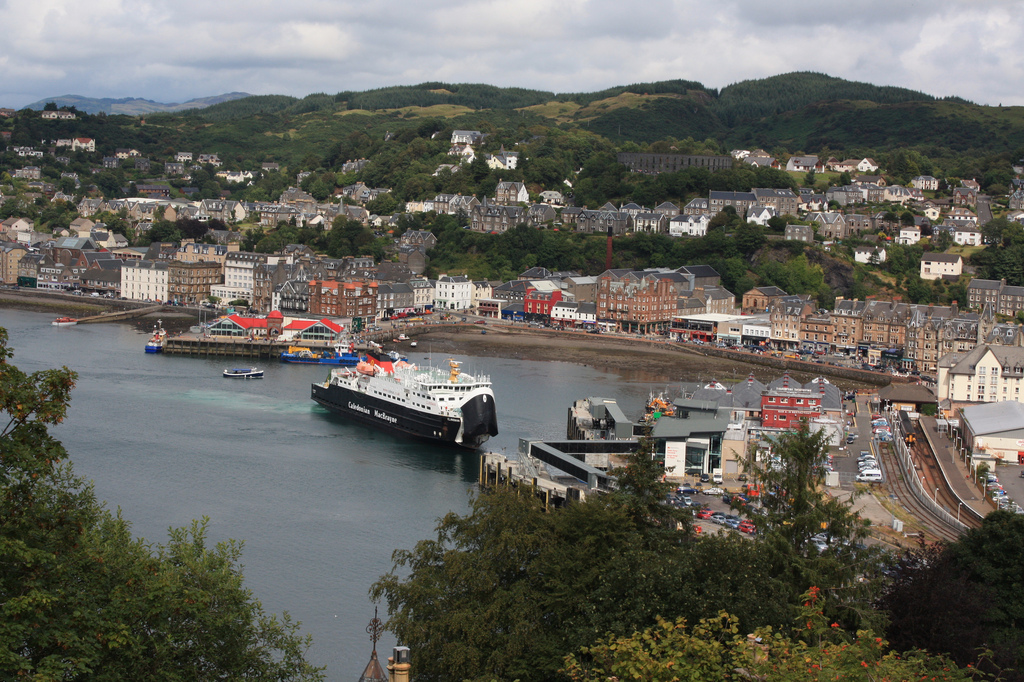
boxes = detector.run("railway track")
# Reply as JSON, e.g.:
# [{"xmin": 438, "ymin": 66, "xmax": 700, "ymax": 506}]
[
  {"xmin": 877, "ymin": 440, "xmax": 962, "ymax": 543},
  {"xmin": 877, "ymin": 414, "xmax": 981, "ymax": 543}
]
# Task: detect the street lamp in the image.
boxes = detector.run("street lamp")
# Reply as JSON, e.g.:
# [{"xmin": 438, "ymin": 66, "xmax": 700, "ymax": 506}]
[
  {"xmin": 958, "ymin": 502, "xmax": 963, "ymax": 523},
  {"xmin": 934, "ymin": 486, "xmax": 939, "ymax": 502}
]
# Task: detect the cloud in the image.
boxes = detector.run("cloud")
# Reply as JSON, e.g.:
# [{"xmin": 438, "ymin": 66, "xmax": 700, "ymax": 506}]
[{"xmin": 1, "ymin": 0, "xmax": 1022, "ymax": 108}]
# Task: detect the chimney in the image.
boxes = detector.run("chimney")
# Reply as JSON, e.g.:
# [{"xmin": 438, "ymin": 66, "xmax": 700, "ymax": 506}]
[
  {"xmin": 388, "ymin": 647, "xmax": 411, "ymax": 682},
  {"xmin": 605, "ymin": 223, "xmax": 614, "ymax": 271}
]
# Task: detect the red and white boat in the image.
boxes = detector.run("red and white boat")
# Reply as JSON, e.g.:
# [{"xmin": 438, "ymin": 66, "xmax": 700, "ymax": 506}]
[{"xmin": 52, "ymin": 317, "xmax": 78, "ymax": 327}]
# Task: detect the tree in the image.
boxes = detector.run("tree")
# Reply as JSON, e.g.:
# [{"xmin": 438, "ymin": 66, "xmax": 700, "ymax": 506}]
[
  {"xmin": 878, "ymin": 544, "xmax": 994, "ymax": 671},
  {"xmin": 564, "ymin": 593, "xmax": 976, "ymax": 682},
  {"xmin": 741, "ymin": 424, "xmax": 881, "ymax": 631},
  {"xmin": 933, "ymin": 229, "xmax": 953, "ymax": 251},
  {"xmin": 0, "ymin": 328, "xmax": 324, "ymax": 680},
  {"xmin": 982, "ymin": 217, "xmax": 1013, "ymax": 245}
]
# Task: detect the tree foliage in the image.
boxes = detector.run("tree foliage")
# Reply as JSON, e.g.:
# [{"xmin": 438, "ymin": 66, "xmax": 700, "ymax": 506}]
[
  {"xmin": 564, "ymin": 589, "xmax": 976, "ymax": 682},
  {"xmin": 0, "ymin": 328, "xmax": 323, "ymax": 680}
]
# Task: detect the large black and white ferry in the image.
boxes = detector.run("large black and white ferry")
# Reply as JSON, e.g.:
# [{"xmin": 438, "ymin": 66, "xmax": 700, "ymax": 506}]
[{"xmin": 311, "ymin": 351, "xmax": 498, "ymax": 449}]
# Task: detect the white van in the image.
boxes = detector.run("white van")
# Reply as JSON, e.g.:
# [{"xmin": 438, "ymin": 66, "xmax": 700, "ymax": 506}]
[{"xmin": 856, "ymin": 470, "xmax": 882, "ymax": 482}]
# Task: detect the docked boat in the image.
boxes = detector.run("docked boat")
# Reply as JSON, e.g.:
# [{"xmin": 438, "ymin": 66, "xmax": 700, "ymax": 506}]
[
  {"xmin": 311, "ymin": 350, "xmax": 498, "ymax": 449},
  {"xmin": 224, "ymin": 367, "xmax": 264, "ymax": 379},
  {"xmin": 52, "ymin": 317, "xmax": 78, "ymax": 327},
  {"xmin": 144, "ymin": 324, "xmax": 167, "ymax": 353},
  {"xmin": 280, "ymin": 342, "xmax": 360, "ymax": 366}
]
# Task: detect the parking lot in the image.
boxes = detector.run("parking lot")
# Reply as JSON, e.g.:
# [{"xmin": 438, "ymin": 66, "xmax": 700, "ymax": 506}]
[
  {"xmin": 986, "ymin": 463, "xmax": 1024, "ymax": 514},
  {"xmin": 667, "ymin": 485, "xmax": 759, "ymax": 537}
]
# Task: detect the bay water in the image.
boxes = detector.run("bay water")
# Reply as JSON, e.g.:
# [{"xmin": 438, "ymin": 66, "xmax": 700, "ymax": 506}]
[{"xmin": 3, "ymin": 311, "xmax": 670, "ymax": 679}]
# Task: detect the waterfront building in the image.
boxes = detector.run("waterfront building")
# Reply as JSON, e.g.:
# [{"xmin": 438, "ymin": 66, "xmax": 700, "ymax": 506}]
[
  {"xmin": 167, "ymin": 260, "xmax": 221, "ymax": 305},
  {"xmin": 121, "ymin": 259, "xmax": 169, "ymax": 302}
]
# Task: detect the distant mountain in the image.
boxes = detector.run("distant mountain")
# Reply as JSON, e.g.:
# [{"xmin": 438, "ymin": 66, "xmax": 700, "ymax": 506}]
[{"xmin": 22, "ymin": 92, "xmax": 253, "ymax": 115}]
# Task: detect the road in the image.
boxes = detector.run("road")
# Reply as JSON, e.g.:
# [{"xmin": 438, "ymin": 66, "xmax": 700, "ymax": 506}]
[{"xmin": 977, "ymin": 194, "xmax": 993, "ymax": 225}]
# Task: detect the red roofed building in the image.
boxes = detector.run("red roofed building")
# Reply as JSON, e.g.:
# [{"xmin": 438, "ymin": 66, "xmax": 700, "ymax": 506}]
[
  {"xmin": 309, "ymin": 279, "xmax": 377, "ymax": 319},
  {"xmin": 207, "ymin": 311, "xmax": 344, "ymax": 341}
]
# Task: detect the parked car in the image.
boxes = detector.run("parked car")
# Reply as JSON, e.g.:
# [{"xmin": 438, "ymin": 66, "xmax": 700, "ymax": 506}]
[
  {"xmin": 738, "ymin": 520, "xmax": 757, "ymax": 534},
  {"xmin": 710, "ymin": 512, "xmax": 726, "ymax": 524},
  {"xmin": 724, "ymin": 515, "xmax": 742, "ymax": 529},
  {"xmin": 696, "ymin": 508, "xmax": 713, "ymax": 520},
  {"xmin": 699, "ymin": 473, "xmax": 710, "ymax": 483}
]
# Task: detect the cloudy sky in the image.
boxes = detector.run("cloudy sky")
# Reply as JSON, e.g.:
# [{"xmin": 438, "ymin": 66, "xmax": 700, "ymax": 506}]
[{"xmin": 2, "ymin": 0, "xmax": 1022, "ymax": 109}]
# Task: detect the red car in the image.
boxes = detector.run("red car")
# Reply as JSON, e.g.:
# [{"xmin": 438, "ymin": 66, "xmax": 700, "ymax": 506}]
[
  {"xmin": 738, "ymin": 520, "xmax": 757, "ymax": 534},
  {"xmin": 694, "ymin": 524, "xmax": 703, "ymax": 534},
  {"xmin": 696, "ymin": 508, "xmax": 713, "ymax": 520}
]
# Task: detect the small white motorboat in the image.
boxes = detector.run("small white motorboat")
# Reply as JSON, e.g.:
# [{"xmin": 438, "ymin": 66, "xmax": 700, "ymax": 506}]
[{"xmin": 223, "ymin": 367, "xmax": 264, "ymax": 379}]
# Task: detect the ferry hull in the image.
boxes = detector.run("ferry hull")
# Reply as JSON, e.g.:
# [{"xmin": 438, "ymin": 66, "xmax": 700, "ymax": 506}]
[
  {"xmin": 280, "ymin": 353, "xmax": 359, "ymax": 366},
  {"xmin": 311, "ymin": 381, "xmax": 497, "ymax": 449}
]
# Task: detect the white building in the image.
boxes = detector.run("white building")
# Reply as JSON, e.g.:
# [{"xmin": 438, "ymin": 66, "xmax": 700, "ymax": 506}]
[
  {"xmin": 434, "ymin": 274, "xmax": 472, "ymax": 310},
  {"xmin": 897, "ymin": 226, "xmax": 921, "ymax": 245},
  {"xmin": 668, "ymin": 214, "xmax": 709, "ymax": 237},
  {"xmin": 218, "ymin": 251, "xmax": 264, "ymax": 303},
  {"xmin": 912, "ymin": 176, "xmax": 939, "ymax": 191},
  {"xmin": 953, "ymin": 226, "xmax": 982, "ymax": 246},
  {"xmin": 746, "ymin": 204, "xmax": 776, "ymax": 226},
  {"xmin": 959, "ymin": 401, "xmax": 1024, "ymax": 465},
  {"xmin": 550, "ymin": 301, "xmax": 597, "ymax": 327},
  {"xmin": 121, "ymin": 260, "xmax": 169, "ymax": 302},
  {"xmin": 854, "ymin": 246, "xmax": 886, "ymax": 264},
  {"xmin": 920, "ymin": 253, "xmax": 963, "ymax": 281},
  {"xmin": 937, "ymin": 344, "xmax": 1024, "ymax": 405}
]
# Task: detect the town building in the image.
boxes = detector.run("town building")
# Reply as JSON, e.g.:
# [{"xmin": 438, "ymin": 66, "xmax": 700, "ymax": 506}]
[
  {"xmin": 938, "ymin": 344, "xmax": 1024, "ymax": 406},
  {"xmin": 308, "ymin": 280, "xmax": 378, "ymax": 320},
  {"xmin": 597, "ymin": 273, "xmax": 678, "ymax": 334},
  {"xmin": 121, "ymin": 260, "xmax": 169, "ymax": 302},
  {"xmin": 167, "ymin": 260, "xmax": 221, "ymax": 305},
  {"xmin": 434, "ymin": 274, "xmax": 472, "ymax": 310},
  {"xmin": 920, "ymin": 253, "xmax": 963, "ymax": 281},
  {"xmin": 968, "ymin": 278, "xmax": 1024, "ymax": 316}
]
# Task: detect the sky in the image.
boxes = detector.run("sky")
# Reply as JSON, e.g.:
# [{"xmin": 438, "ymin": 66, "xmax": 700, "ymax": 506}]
[{"xmin": 2, "ymin": 0, "xmax": 1023, "ymax": 109}]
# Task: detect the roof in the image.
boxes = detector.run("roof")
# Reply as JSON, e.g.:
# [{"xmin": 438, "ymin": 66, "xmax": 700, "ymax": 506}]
[
  {"xmin": 962, "ymin": 401, "xmax": 1024, "ymax": 436},
  {"xmin": 877, "ymin": 383, "xmax": 937, "ymax": 405},
  {"xmin": 922, "ymin": 253, "xmax": 963, "ymax": 263},
  {"xmin": 283, "ymin": 318, "xmax": 343, "ymax": 333}
]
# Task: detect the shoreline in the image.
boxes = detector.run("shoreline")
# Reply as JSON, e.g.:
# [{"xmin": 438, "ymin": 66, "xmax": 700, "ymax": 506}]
[
  {"xmin": 410, "ymin": 327, "xmax": 873, "ymax": 389},
  {"xmin": 2, "ymin": 292, "xmax": 871, "ymax": 388}
]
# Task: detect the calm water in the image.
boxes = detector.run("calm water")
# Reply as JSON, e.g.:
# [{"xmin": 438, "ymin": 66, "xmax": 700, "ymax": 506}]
[{"xmin": 2, "ymin": 311, "xmax": 664, "ymax": 680}]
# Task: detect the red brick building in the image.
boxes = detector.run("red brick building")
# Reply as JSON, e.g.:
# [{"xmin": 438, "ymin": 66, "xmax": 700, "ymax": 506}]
[
  {"xmin": 308, "ymin": 279, "xmax": 377, "ymax": 319},
  {"xmin": 596, "ymin": 274, "xmax": 678, "ymax": 333}
]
